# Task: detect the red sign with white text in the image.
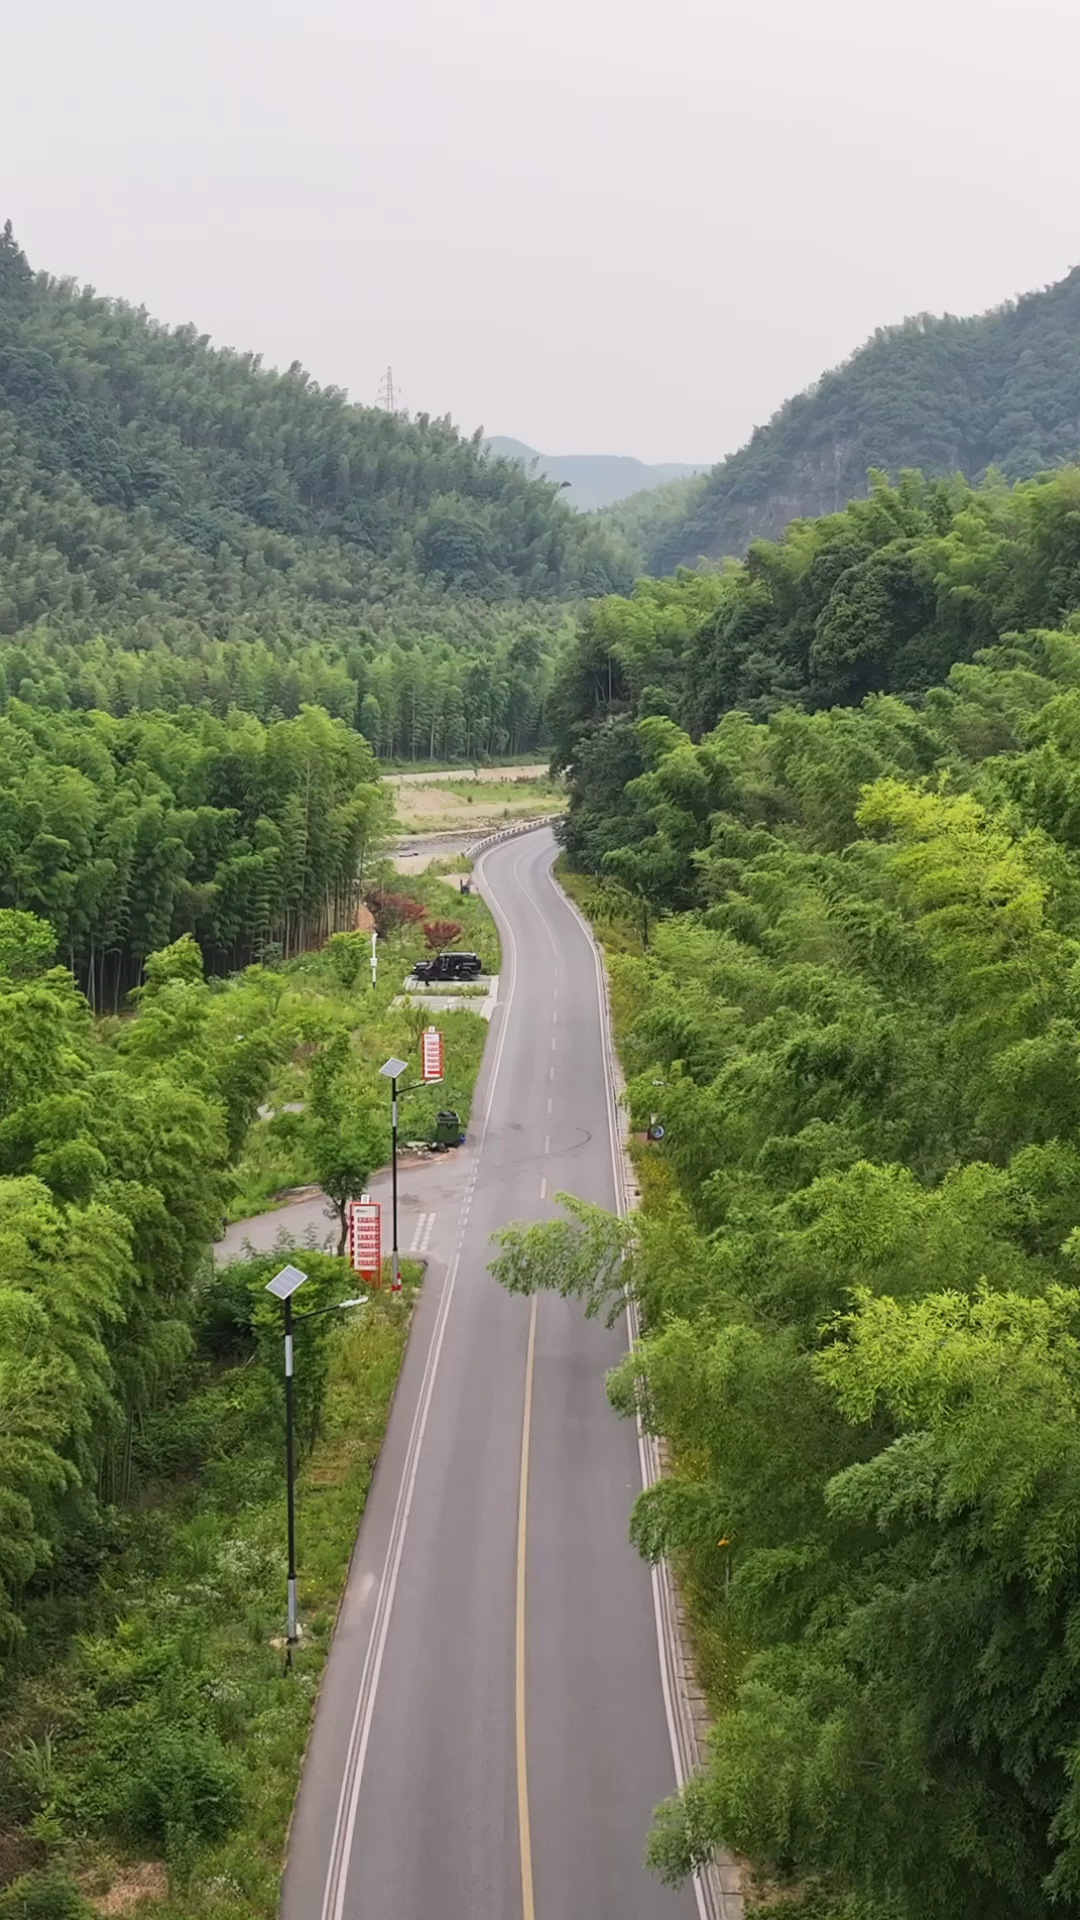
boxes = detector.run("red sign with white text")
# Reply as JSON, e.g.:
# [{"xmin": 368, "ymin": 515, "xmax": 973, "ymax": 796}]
[
  {"xmin": 421, "ymin": 1026, "xmax": 444, "ymax": 1083},
  {"xmin": 348, "ymin": 1199, "xmax": 382, "ymax": 1280}
]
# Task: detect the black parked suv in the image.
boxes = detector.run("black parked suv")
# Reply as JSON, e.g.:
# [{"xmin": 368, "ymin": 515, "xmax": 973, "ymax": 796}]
[{"xmin": 411, "ymin": 950, "xmax": 483, "ymax": 983}]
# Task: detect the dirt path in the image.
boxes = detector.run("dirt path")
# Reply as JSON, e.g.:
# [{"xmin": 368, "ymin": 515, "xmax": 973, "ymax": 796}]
[{"xmin": 385, "ymin": 763, "xmax": 547, "ymax": 787}]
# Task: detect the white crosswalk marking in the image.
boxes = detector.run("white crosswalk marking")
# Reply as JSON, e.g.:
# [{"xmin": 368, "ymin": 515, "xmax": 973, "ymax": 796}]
[{"xmin": 408, "ymin": 1212, "xmax": 438, "ymax": 1254}]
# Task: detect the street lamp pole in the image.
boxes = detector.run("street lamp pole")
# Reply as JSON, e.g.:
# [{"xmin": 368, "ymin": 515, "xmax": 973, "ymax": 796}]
[
  {"xmin": 390, "ymin": 1072, "xmax": 400, "ymax": 1292},
  {"xmin": 283, "ymin": 1289, "xmax": 298, "ymax": 1645},
  {"xmin": 379, "ymin": 1054, "xmax": 448, "ymax": 1295},
  {"xmin": 265, "ymin": 1263, "xmax": 367, "ymax": 1664},
  {"xmin": 379, "ymin": 1056, "xmax": 408, "ymax": 1294}
]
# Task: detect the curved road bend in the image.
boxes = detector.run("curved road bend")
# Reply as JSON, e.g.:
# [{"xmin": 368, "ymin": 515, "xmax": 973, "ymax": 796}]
[{"xmin": 282, "ymin": 826, "xmax": 695, "ymax": 1920}]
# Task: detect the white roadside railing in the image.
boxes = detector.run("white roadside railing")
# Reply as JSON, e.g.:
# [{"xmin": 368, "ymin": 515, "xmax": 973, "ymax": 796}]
[{"xmin": 467, "ymin": 815, "xmax": 559, "ymax": 855}]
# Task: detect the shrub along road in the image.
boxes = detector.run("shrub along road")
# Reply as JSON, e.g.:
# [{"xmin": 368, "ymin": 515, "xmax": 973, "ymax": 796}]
[{"xmin": 281, "ymin": 826, "xmax": 695, "ymax": 1920}]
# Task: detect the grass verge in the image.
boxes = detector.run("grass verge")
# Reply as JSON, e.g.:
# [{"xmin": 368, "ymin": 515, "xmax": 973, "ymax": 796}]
[
  {"xmin": 0, "ymin": 1257, "xmax": 422, "ymax": 1918},
  {"xmin": 0, "ymin": 874, "xmax": 502, "ymax": 1915},
  {"xmin": 226, "ymin": 867, "xmax": 499, "ymax": 1222}
]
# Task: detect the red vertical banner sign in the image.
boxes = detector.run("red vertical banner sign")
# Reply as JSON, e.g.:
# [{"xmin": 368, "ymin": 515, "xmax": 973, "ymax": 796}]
[
  {"xmin": 421, "ymin": 1026, "xmax": 444, "ymax": 1083},
  {"xmin": 348, "ymin": 1199, "xmax": 382, "ymax": 1283}
]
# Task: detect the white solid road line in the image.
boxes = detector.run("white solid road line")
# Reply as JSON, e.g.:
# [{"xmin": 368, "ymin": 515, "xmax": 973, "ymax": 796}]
[
  {"xmin": 321, "ymin": 1254, "xmax": 462, "ymax": 1920},
  {"xmin": 316, "ymin": 827, "xmax": 710, "ymax": 1920},
  {"xmin": 544, "ymin": 850, "xmax": 717, "ymax": 1920},
  {"xmin": 319, "ymin": 841, "xmax": 522, "ymax": 1920},
  {"xmin": 515, "ymin": 1291, "xmax": 539, "ymax": 1920}
]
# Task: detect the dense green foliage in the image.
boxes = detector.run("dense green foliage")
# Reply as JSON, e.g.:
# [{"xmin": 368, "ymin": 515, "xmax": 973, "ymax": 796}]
[
  {"xmin": 0, "ymin": 221, "xmax": 631, "ymax": 757},
  {"xmin": 0, "ymin": 866, "xmax": 492, "ymax": 1650},
  {"xmin": 653, "ymin": 266, "xmax": 1080, "ymax": 569},
  {"xmin": 0, "ymin": 861, "xmax": 494, "ymax": 1907},
  {"xmin": 500, "ymin": 497, "xmax": 1080, "ymax": 1912},
  {"xmin": 226, "ymin": 863, "xmax": 495, "ymax": 1227},
  {"xmin": 0, "ymin": 610, "xmax": 577, "ymax": 762},
  {"xmin": 0, "ymin": 1248, "xmax": 416, "ymax": 1915},
  {"xmin": 0, "ymin": 923, "xmax": 245, "ymax": 1667},
  {"xmin": 593, "ymin": 471, "xmax": 708, "ymax": 569},
  {"xmin": 0, "ymin": 698, "xmax": 390, "ymax": 1001},
  {"xmin": 551, "ymin": 467, "xmax": 1080, "ymax": 877}
]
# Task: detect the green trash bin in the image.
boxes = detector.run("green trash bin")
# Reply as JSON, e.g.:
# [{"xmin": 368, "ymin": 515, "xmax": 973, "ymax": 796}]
[{"xmin": 434, "ymin": 1109, "xmax": 461, "ymax": 1148}]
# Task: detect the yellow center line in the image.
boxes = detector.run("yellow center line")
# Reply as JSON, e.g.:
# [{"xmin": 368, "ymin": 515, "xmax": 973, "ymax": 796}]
[{"xmin": 516, "ymin": 1292, "xmax": 538, "ymax": 1920}]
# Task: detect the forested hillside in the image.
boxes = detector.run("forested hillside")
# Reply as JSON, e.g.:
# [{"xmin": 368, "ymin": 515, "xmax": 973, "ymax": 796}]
[
  {"xmin": 484, "ymin": 436, "xmax": 703, "ymax": 510},
  {"xmin": 498, "ymin": 464, "xmax": 1080, "ymax": 1916},
  {"xmin": 652, "ymin": 265, "xmax": 1080, "ymax": 570},
  {"xmin": 551, "ymin": 467, "xmax": 1080, "ymax": 857},
  {"xmin": 0, "ymin": 871, "xmax": 495, "ymax": 1912},
  {"xmin": 0, "ymin": 221, "xmax": 632, "ymax": 757},
  {"xmin": 592, "ymin": 470, "xmax": 708, "ymax": 569},
  {"xmin": 0, "ymin": 700, "xmax": 391, "ymax": 1005}
]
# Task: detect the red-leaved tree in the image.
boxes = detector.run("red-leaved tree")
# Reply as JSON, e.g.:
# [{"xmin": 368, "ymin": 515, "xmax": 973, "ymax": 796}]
[
  {"xmin": 423, "ymin": 919, "xmax": 464, "ymax": 950},
  {"xmin": 365, "ymin": 889, "xmax": 427, "ymax": 936}
]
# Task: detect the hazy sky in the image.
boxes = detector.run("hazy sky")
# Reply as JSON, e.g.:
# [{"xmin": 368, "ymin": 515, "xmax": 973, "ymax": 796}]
[{"xmin": 4, "ymin": 0, "xmax": 1079, "ymax": 464}]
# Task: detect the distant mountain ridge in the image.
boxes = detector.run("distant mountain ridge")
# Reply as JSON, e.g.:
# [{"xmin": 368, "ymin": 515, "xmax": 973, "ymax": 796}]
[
  {"xmin": 484, "ymin": 435, "xmax": 704, "ymax": 510},
  {"xmin": 0, "ymin": 220, "xmax": 634, "ymax": 620},
  {"xmin": 651, "ymin": 265, "xmax": 1080, "ymax": 572}
]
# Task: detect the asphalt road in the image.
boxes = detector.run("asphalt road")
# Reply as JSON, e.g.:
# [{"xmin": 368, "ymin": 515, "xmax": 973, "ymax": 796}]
[
  {"xmin": 281, "ymin": 828, "xmax": 696, "ymax": 1920},
  {"xmin": 218, "ymin": 1154, "xmax": 466, "ymax": 1266}
]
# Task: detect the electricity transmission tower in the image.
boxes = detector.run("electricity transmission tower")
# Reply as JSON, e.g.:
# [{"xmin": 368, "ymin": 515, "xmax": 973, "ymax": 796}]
[{"xmin": 377, "ymin": 367, "xmax": 397, "ymax": 412}]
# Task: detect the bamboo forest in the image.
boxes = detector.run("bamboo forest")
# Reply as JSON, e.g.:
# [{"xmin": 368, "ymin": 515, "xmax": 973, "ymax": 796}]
[
  {"xmin": 7, "ymin": 183, "xmax": 1080, "ymax": 1920},
  {"xmin": 499, "ymin": 465, "xmax": 1080, "ymax": 1918}
]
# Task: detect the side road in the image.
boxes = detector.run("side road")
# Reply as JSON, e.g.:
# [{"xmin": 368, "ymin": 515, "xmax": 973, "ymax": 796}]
[{"xmin": 217, "ymin": 1151, "xmax": 465, "ymax": 1268}]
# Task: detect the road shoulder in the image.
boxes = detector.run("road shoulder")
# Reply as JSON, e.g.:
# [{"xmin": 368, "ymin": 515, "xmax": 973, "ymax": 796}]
[{"xmin": 548, "ymin": 864, "xmax": 745, "ymax": 1920}]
